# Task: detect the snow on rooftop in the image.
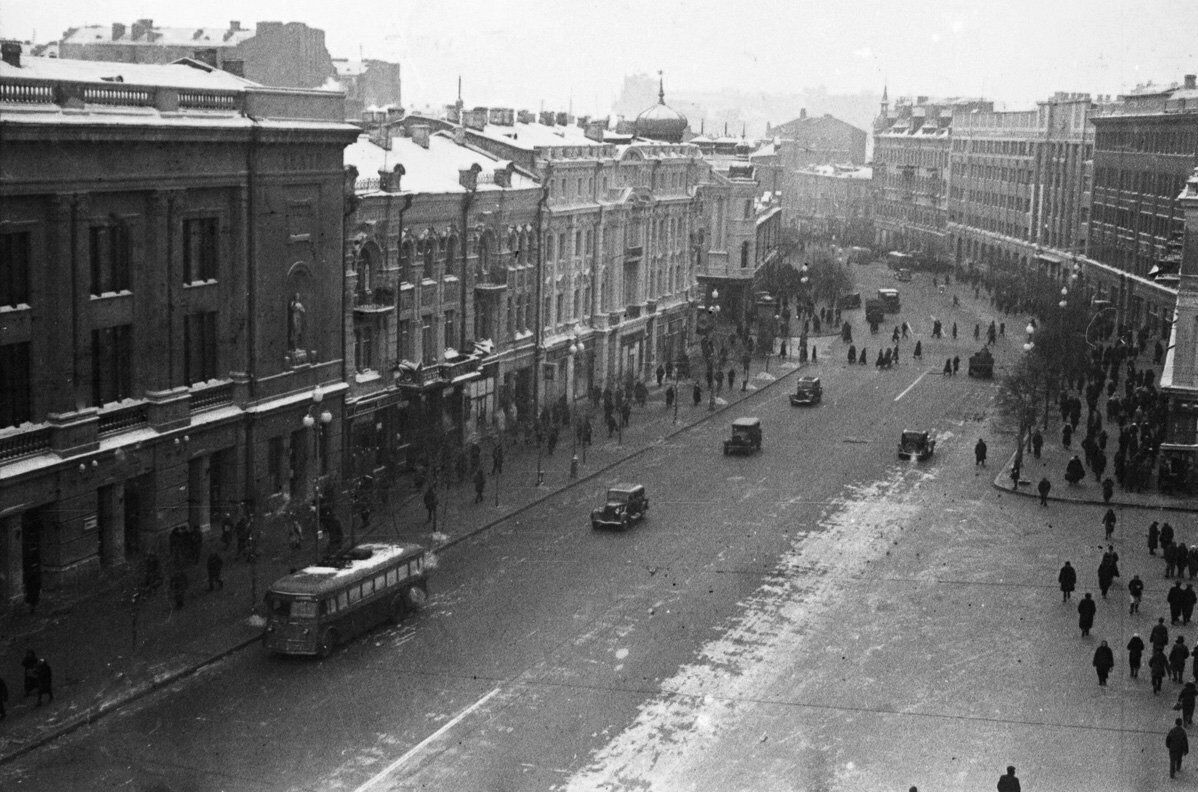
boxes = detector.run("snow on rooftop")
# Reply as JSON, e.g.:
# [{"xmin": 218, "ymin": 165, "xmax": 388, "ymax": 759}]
[
  {"xmin": 344, "ymin": 132, "xmax": 539, "ymax": 194},
  {"xmin": 477, "ymin": 121, "xmax": 606, "ymax": 150},
  {"xmin": 1, "ymin": 55, "xmax": 256, "ymax": 91},
  {"xmin": 62, "ymin": 24, "xmax": 254, "ymax": 48}
]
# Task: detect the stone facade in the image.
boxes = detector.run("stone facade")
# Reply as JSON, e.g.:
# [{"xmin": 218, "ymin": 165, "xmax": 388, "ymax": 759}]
[
  {"xmin": 784, "ymin": 164, "xmax": 874, "ymax": 247},
  {"xmin": 0, "ymin": 53, "xmax": 358, "ymax": 604}
]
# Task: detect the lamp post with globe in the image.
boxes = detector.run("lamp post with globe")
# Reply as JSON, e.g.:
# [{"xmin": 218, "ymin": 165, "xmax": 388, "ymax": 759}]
[
  {"xmin": 302, "ymin": 388, "xmax": 334, "ymax": 565},
  {"xmin": 569, "ymin": 334, "xmax": 586, "ymax": 474}
]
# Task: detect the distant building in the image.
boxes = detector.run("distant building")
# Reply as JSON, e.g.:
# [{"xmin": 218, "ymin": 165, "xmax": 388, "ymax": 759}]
[
  {"xmin": 331, "ymin": 58, "xmax": 403, "ymax": 121},
  {"xmin": 785, "ymin": 164, "xmax": 874, "ymax": 247},
  {"xmin": 0, "ymin": 47, "xmax": 358, "ymax": 602},
  {"xmin": 1160, "ymin": 166, "xmax": 1198, "ymax": 492},
  {"xmin": 772, "ymin": 109, "xmax": 867, "ymax": 166}
]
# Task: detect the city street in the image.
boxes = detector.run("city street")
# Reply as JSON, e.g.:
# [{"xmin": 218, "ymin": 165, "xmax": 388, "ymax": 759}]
[{"xmin": 3, "ymin": 269, "xmax": 1194, "ymax": 791}]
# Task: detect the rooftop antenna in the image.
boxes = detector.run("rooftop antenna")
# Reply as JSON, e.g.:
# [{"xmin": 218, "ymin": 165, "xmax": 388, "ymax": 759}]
[{"xmin": 658, "ymin": 70, "xmax": 665, "ymax": 104}]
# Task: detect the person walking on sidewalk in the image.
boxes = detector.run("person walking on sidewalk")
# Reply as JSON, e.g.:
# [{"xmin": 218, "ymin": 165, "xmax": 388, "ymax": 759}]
[
  {"xmin": 1038, "ymin": 477, "xmax": 1052, "ymax": 506},
  {"xmin": 1170, "ymin": 637, "xmax": 1190, "ymax": 682},
  {"xmin": 206, "ymin": 551, "xmax": 223, "ymax": 591},
  {"xmin": 473, "ymin": 467, "xmax": 486, "ymax": 504},
  {"xmin": 423, "ymin": 486, "xmax": 438, "ymax": 527},
  {"xmin": 1163, "ymin": 522, "xmax": 1177, "ymax": 553},
  {"xmin": 1184, "ymin": 584, "xmax": 1197, "ymax": 626},
  {"xmin": 1093, "ymin": 640, "xmax": 1115, "ymax": 686},
  {"xmin": 996, "ymin": 765, "xmax": 1021, "ymax": 792},
  {"xmin": 1130, "ymin": 575, "xmax": 1145, "ymax": 614},
  {"xmin": 1098, "ymin": 559, "xmax": 1115, "ymax": 599},
  {"xmin": 1167, "ymin": 717, "xmax": 1189, "ymax": 778},
  {"xmin": 974, "ymin": 438, "xmax": 987, "ymax": 467},
  {"xmin": 1152, "ymin": 648, "xmax": 1171, "ymax": 694},
  {"xmin": 1179, "ymin": 682, "xmax": 1198, "ymax": 726},
  {"xmin": 1128, "ymin": 633, "xmax": 1145, "ymax": 677},
  {"xmin": 952, "ymin": 355, "xmax": 960, "ymax": 375},
  {"xmin": 1059, "ymin": 561, "xmax": 1076, "ymax": 602},
  {"xmin": 492, "ymin": 443, "xmax": 504, "ymax": 475},
  {"xmin": 1150, "ymin": 521, "xmax": 1161, "ymax": 556},
  {"xmin": 1169, "ymin": 582, "xmax": 1185, "ymax": 624},
  {"xmin": 727, "ymin": 367, "xmax": 736, "ymax": 392},
  {"xmin": 1153, "ymin": 618, "xmax": 1171, "ymax": 652},
  {"xmin": 35, "ymin": 658, "xmax": 52, "ymax": 706},
  {"xmin": 1031, "ymin": 428, "xmax": 1043, "ymax": 458},
  {"xmin": 1102, "ymin": 477, "xmax": 1115, "ymax": 504},
  {"xmin": 1079, "ymin": 592, "xmax": 1097, "ymax": 636},
  {"xmin": 1102, "ymin": 508, "xmax": 1117, "ymax": 540},
  {"xmin": 692, "ymin": 381, "xmax": 702, "ymax": 407}
]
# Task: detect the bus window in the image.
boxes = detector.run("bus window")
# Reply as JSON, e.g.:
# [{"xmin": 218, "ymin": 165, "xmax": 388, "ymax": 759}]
[
  {"xmin": 375, "ymin": 573, "xmax": 387, "ymax": 591},
  {"xmin": 362, "ymin": 579, "xmax": 374, "ymax": 597},
  {"xmin": 269, "ymin": 596, "xmax": 290, "ymax": 618},
  {"xmin": 291, "ymin": 600, "xmax": 317, "ymax": 619},
  {"xmin": 323, "ymin": 597, "xmax": 337, "ymax": 615},
  {"xmin": 386, "ymin": 569, "xmax": 397, "ymax": 586},
  {"xmin": 338, "ymin": 592, "xmax": 348, "ymax": 610},
  {"xmin": 348, "ymin": 586, "xmax": 360, "ymax": 604}
]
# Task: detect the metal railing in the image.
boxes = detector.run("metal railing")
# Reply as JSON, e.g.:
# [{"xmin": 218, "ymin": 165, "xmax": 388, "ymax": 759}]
[
  {"xmin": 190, "ymin": 382, "xmax": 234, "ymax": 412},
  {"xmin": 97, "ymin": 403, "xmax": 147, "ymax": 435},
  {"xmin": 0, "ymin": 426, "xmax": 52, "ymax": 463}
]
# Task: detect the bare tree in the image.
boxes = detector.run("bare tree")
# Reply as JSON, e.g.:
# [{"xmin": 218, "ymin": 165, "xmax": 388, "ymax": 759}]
[{"xmin": 996, "ymin": 352, "xmax": 1049, "ymax": 470}]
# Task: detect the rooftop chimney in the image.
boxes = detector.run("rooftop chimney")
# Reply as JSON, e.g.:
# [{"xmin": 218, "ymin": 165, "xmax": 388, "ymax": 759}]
[
  {"xmin": 1186, "ymin": 74, "xmax": 1197, "ymax": 90},
  {"xmin": 132, "ymin": 19, "xmax": 154, "ymax": 41},
  {"xmin": 411, "ymin": 124, "xmax": 430, "ymax": 149},
  {"xmin": 112, "ymin": 23, "xmax": 126, "ymax": 40},
  {"xmin": 585, "ymin": 120, "xmax": 606, "ymax": 142},
  {"xmin": 493, "ymin": 162, "xmax": 514, "ymax": 188},
  {"xmin": 378, "ymin": 164, "xmax": 404, "ymax": 193},
  {"xmin": 459, "ymin": 162, "xmax": 481, "ymax": 191},
  {"xmin": 799, "ymin": 108, "xmax": 807, "ymax": 120},
  {"xmin": 1, "ymin": 40, "xmax": 21, "ymax": 68},
  {"xmin": 229, "ymin": 20, "xmax": 241, "ymax": 31}
]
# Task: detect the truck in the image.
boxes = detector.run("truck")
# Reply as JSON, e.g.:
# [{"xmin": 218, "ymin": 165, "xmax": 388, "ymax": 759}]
[{"xmin": 865, "ymin": 299, "xmax": 885, "ymax": 325}]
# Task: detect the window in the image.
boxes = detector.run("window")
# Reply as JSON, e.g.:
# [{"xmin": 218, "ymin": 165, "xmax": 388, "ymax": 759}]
[
  {"xmin": 348, "ymin": 585, "xmax": 360, "ymax": 604},
  {"xmin": 546, "ymin": 234, "xmax": 555, "ymax": 261},
  {"xmin": 0, "ymin": 342, "xmax": 31, "ymax": 428},
  {"xmin": 386, "ymin": 568, "xmax": 397, "ymax": 586},
  {"xmin": 558, "ymin": 233, "xmax": 567, "ymax": 260},
  {"xmin": 268, "ymin": 435, "xmax": 284, "ymax": 493},
  {"xmin": 1, "ymin": 231, "xmax": 31, "ymax": 307},
  {"xmin": 184, "ymin": 312, "xmax": 218, "ymax": 384},
  {"xmin": 444, "ymin": 310, "xmax": 456, "ymax": 350},
  {"xmin": 555, "ymin": 293, "xmax": 563, "ymax": 325},
  {"xmin": 398, "ymin": 319, "xmax": 411, "ymax": 361},
  {"xmin": 362, "ymin": 578, "xmax": 374, "ymax": 597},
  {"xmin": 91, "ymin": 324, "xmax": 133, "ymax": 406},
  {"xmin": 354, "ymin": 325, "xmax": 376, "ymax": 372},
  {"xmin": 575, "ymin": 231, "xmax": 582, "ymax": 258},
  {"xmin": 374, "ymin": 573, "xmax": 386, "ymax": 590},
  {"xmin": 90, "ymin": 222, "xmax": 132, "ymax": 295},
  {"xmin": 183, "ymin": 218, "xmax": 218, "ymax": 283},
  {"xmin": 421, "ymin": 318, "xmax": 434, "ymax": 364},
  {"xmin": 421, "ymin": 237, "xmax": 435, "ymax": 280},
  {"xmin": 444, "ymin": 236, "xmax": 457, "ymax": 278}
]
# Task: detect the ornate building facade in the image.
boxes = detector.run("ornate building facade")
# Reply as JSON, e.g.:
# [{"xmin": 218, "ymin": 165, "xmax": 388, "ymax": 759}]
[{"xmin": 0, "ymin": 50, "xmax": 358, "ymax": 603}]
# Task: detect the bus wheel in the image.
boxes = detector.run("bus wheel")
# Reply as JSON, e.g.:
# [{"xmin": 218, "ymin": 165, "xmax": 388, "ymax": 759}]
[
  {"xmin": 406, "ymin": 585, "xmax": 428, "ymax": 610},
  {"xmin": 317, "ymin": 628, "xmax": 336, "ymax": 659}
]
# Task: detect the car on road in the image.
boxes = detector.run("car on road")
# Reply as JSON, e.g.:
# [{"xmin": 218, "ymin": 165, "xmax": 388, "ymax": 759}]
[
  {"xmin": 590, "ymin": 484, "xmax": 649, "ymax": 530},
  {"xmin": 895, "ymin": 268, "xmax": 912, "ymax": 282},
  {"xmin": 967, "ymin": 347, "xmax": 994, "ymax": 378},
  {"xmin": 837, "ymin": 292, "xmax": 862, "ymax": 310},
  {"xmin": 897, "ymin": 430, "xmax": 935, "ymax": 461},
  {"xmin": 724, "ymin": 416, "xmax": 762, "ymax": 455},
  {"xmin": 789, "ymin": 376, "xmax": 822, "ymax": 406}
]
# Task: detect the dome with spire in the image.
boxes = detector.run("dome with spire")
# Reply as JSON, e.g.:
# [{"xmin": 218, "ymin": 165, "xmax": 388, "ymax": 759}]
[{"xmin": 634, "ymin": 73, "xmax": 688, "ymax": 143}]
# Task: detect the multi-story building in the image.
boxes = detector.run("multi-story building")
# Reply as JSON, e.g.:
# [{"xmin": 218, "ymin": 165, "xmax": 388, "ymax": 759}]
[
  {"xmin": 341, "ymin": 123, "xmax": 540, "ymax": 475},
  {"xmin": 1161, "ymin": 165, "xmax": 1198, "ymax": 492},
  {"xmin": 873, "ymin": 95, "xmax": 988, "ymax": 263},
  {"xmin": 784, "ymin": 164, "xmax": 874, "ymax": 247},
  {"xmin": 948, "ymin": 93, "xmax": 1094, "ymax": 281},
  {"xmin": 1083, "ymin": 76, "xmax": 1198, "ymax": 332},
  {"xmin": 0, "ymin": 47, "xmax": 358, "ymax": 604},
  {"xmin": 772, "ymin": 109, "xmax": 867, "ymax": 167}
]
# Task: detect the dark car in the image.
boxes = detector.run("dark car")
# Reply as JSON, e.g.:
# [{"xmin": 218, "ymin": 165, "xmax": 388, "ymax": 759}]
[
  {"xmin": 723, "ymin": 417, "xmax": 762, "ymax": 455},
  {"xmin": 837, "ymin": 292, "xmax": 862, "ymax": 310},
  {"xmin": 590, "ymin": 484, "xmax": 649, "ymax": 530},
  {"xmin": 967, "ymin": 347, "xmax": 994, "ymax": 379},
  {"xmin": 897, "ymin": 430, "xmax": 935, "ymax": 461},
  {"xmin": 789, "ymin": 376, "xmax": 822, "ymax": 406},
  {"xmin": 865, "ymin": 299, "xmax": 885, "ymax": 325}
]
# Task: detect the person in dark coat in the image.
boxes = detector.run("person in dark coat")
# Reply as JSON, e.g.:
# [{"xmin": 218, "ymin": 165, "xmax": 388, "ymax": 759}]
[
  {"xmin": 1098, "ymin": 561, "xmax": 1115, "ymax": 599},
  {"xmin": 1170, "ymin": 581, "xmax": 1186, "ymax": 624},
  {"xmin": 1163, "ymin": 522, "xmax": 1176, "ymax": 551},
  {"xmin": 1065, "ymin": 455, "xmax": 1085, "ymax": 484},
  {"xmin": 913, "ymin": 340, "xmax": 922, "ymax": 359},
  {"xmin": 1179, "ymin": 682, "xmax": 1198, "ymax": 727},
  {"xmin": 1189, "ymin": 546, "xmax": 1198, "ymax": 580},
  {"xmin": 1149, "ymin": 521, "xmax": 1160, "ymax": 556},
  {"xmin": 423, "ymin": 486, "xmax": 438, "ymax": 525},
  {"xmin": 1152, "ymin": 618, "xmax": 1171, "ymax": 653},
  {"xmin": 1078, "ymin": 592, "xmax": 1097, "ymax": 636},
  {"xmin": 692, "ymin": 382, "xmax": 702, "ymax": 407},
  {"xmin": 1102, "ymin": 508, "xmax": 1117, "ymax": 540},
  {"xmin": 1101, "ymin": 477, "xmax": 1114, "ymax": 504},
  {"xmin": 1127, "ymin": 633, "xmax": 1145, "ymax": 677},
  {"xmin": 1167, "ymin": 543, "xmax": 1181, "ymax": 579},
  {"xmin": 206, "ymin": 551, "xmax": 223, "ymax": 591},
  {"xmin": 943, "ymin": 358, "xmax": 952, "ymax": 377},
  {"xmin": 975, "ymin": 438, "xmax": 987, "ymax": 466},
  {"xmin": 35, "ymin": 658, "xmax": 52, "ymax": 706},
  {"xmin": 1062, "ymin": 423, "xmax": 1073, "ymax": 450},
  {"xmin": 473, "ymin": 467, "xmax": 486, "ymax": 503},
  {"xmin": 996, "ymin": 765, "xmax": 1021, "ymax": 792},
  {"xmin": 1031, "ymin": 428, "xmax": 1043, "ymax": 458},
  {"xmin": 1038, "ymin": 477, "xmax": 1051, "ymax": 506},
  {"xmin": 1170, "ymin": 637, "xmax": 1191, "ymax": 682},
  {"xmin": 727, "ymin": 368, "xmax": 736, "ymax": 391},
  {"xmin": 655, "ymin": 364, "xmax": 665, "ymax": 387},
  {"xmin": 1058, "ymin": 561, "xmax": 1076, "ymax": 602},
  {"xmin": 1183, "ymin": 584, "xmax": 1197, "ymax": 626},
  {"xmin": 1093, "ymin": 640, "xmax": 1115, "ymax": 686},
  {"xmin": 952, "ymin": 355, "xmax": 960, "ymax": 375},
  {"xmin": 1129, "ymin": 575, "xmax": 1144, "ymax": 615},
  {"xmin": 1151, "ymin": 648, "xmax": 1171, "ymax": 694},
  {"xmin": 1167, "ymin": 717, "xmax": 1189, "ymax": 778}
]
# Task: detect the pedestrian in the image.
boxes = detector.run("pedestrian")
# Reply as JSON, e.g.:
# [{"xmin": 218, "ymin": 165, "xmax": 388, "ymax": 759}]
[
  {"xmin": 220, "ymin": 511, "xmax": 234, "ymax": 552},
  {"xmin": 1059, "ymin": 561, "xmax": 1076, "ymax": 601},
  {"xmin": 234, "ymin": 510, "xmax": 250, "ymax": 559},
  {"xmin": 1167, "ymin": 717, "xmax": 1189, "ymax": 778},
  {"xmin": 1098, "ymin": 560, "xmax": 1115, "ymax": 599},
  {"xmin": 1163, "ymin": 522, "xmax": 1176, "ymax": 551},
  {"xmin": 1150, "ymin": 521, "xmax": 1160, "ymax": 556},
  {"xmin": 952, "ymin": 321, "xmax": 957, "ymax": 339},
  {"xmin": 1184, "ymin": 584, "xmax": 1198, "ymax": 626},
  {"xmin": 1171, "ymin": 637, "xmax": 1191, "ymax": 682},
  {"xmin": 692, "ymin": 382, "xmax": 702, "ymax": 407},
  {"xmin": 665, "ymin": 384, "xmax": 675, "ymax": 409},
  {"xmin": 35, "ymin": 658, "xmax": 52, "ymax": 706},
  {"xmin": 1180, "ymin": 682, "xmax": 1198, "ymax": 726},
  {"xmin": 974, "ymin": 323, "xmax": 980, "ymax": 340},
  {"xmin": 24, "ymin": 563, "xmax": 41, "ymax": 613},
  {"xmin": 1152, "ymin": 648, "xmax": 1171, "ymax": 694},
  {"xmin": 1130, "ymin": 574, "xmax": 1144, "ymax": 614},
  {"xmin": 423, "ymin": 486, "xmax": 438, "ymax": 525},
  {"xmin": 1102, "ymin": 477, "xmax": 1114, "ymax": 504},
  {"xmin": 1167, "ymin": 543, "xmax": 1181, "ymax": 579},
  {"xmin": 913, "ymin": 339, "xmax": 922, "ymax": 359},
  {"xmin": 943, "ymin": 358, "xmax": 952, "ymax": 377},
  {"xmin": 727, "ymin": 368, "xmax": 736, "ymax": 392},
  {"xmin": 1102, "ymin": 508, "xmax": 1117, "ymax": 540},
  {"xmin": 1038, "ymin": 476, "xmax": 1051, "ymax": 506},
  {"xmin": 1153, "ymin": 618, "xmax": 1171, "ymax": 653},
  {"xmin": 169, "ymin": 568, "xmax": 188, "ymax": 610},
  {"xmin": 952, "ymin": 355, "xmax": 960, "ymax": 375},
  {"xmin": 975, "ymin": 438, "xmax": 988, "ymax": 467},
  {"xmin": 1170, "ymin": 581, "xmax": 1186, "ymax": 624},
  {"xmin": 1093, "ymin": 640, "xmax": 1115, "ymax": 686},
  {"xmin": 473, "ymin": 466, "xmax": 486, "ymax": 503},
  {"xmin": 1009, "ymin": 460, "xmax": 1021, "ymax": 490},
  {"xmin": 655, "ymin": 364, "xmax": 665, "ymax": 387},
  {"xmin": 996, "ymin": 765, "xmax": 1021, "ymax": 792},
  {"xmin": 206, "ymin": 551, "xmax": 223, "ymax": 591},
  {"xmin": 1078, "ymin": 592, "xmax": 1096, "ymax": 636},
  {"xmin": 492, "ymin": 443, "xmax": 504, "ymax": 475},
  {"xmin": 1031, "ymin": 429, "xmax": 1043, "ymax": 459},
  {"xmin": 22, "ymin": 649, "xmax": 38, "ymax": 698},
  {"xmin": 1062, "ymin": 423, "xmax": 1073, "ymax": 450},
  {"xmin": 1128, "ymin": 633, "xmax": 1145, "ymax": 677}
]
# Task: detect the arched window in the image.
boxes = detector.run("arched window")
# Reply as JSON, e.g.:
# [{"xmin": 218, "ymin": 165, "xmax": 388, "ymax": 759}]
[
  {"xmin": 421, "ymin": 235, "xmax": 435, "ymax": 280},
  {"xmin": 400, "ymin": 237, "xmax": 415, "ymax": 272},
  {"xmin": 546, "ymin": 233, "xmax": 555, "ymax": 261},
  {"xmin": 444, "ymin": 234, "xmax": 458, "ymax": 278},
  {"xmin": 477, "ymin": 233, "xmax": 491, "ymax": 274},
  {"xmin": 357, "ymin": 244, "xmax": 376, "ymax": 293}
]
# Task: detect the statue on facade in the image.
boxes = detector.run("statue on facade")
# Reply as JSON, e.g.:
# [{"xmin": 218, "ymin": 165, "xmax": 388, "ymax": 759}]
[{"xmin": 288, "ymin": 293, "xmax": 306, "ymax": 350}]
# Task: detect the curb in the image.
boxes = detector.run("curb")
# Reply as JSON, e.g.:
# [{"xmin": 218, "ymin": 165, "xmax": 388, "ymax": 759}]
[
  {"xmin": 0, "ymin": 631, "xmax": 261, "ymax": 767},
  {"xmin": 1, "ymin": 361, "xmax": 810, "ymax": 766},
  {"xmin": 990, "ymin": 450, "xmax": 1198, "ymax": 514}
]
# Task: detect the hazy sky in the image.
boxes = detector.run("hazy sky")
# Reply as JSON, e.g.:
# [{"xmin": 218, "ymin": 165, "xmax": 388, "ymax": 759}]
[{"xmin": 3, "ymin": 0, "xmax": 1196, "ymax": 113}]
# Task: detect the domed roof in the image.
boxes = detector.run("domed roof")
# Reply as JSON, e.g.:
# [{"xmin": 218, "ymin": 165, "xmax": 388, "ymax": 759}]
[{"xmin": 634, "ymin": 75, "xmax": 687, "ymax": 143}]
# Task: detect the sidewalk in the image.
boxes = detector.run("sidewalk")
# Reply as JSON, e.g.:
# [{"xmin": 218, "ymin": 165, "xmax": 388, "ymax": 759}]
[{"xmin": 0, "ymin": 348, "xmax": 819, "ymax": 765}]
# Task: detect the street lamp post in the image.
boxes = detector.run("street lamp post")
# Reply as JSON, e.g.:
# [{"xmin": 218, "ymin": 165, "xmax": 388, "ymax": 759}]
[
  {"xmin": 569, "ymin": 335, "xmax": 584, "ymax": 477},
  {"xmin": 706, "ymin": 291, "xmax": 721, "ymax": 412},
  {"xmin": 303, "ymin": 388, "xmax": 333, "ymax": 565}
]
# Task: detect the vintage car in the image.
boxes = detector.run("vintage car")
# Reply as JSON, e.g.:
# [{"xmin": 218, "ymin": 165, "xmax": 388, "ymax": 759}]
[
  {"xmin": 895, "ymin": 268, "xmax": 912, "ymax": 282},
  {"xmin": 837, "ymin": 292, "xmax": 862, "ymax": 310},
  {"xmin": 790, "ymin": 376, "xmax": 823, "ymax": 406},
  {"xmin": 590, "ymin": 484, "xmax": 649, "ymax": 530},
  {"xmin": 897, "ymin": 430, "xmax": 935, "ymax": 461},
  {"xmin": 723, "ymin": 417, "xmax": 762, "ymax": 455},
  {"xmin": 967, "ymin": 347, "xmax": 994, "ymax": 379}
]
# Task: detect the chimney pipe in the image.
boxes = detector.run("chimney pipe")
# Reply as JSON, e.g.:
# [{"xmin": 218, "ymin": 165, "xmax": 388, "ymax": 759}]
[
  {"xmin": 112, "ymin": 23, "xmax": 126, "ymax": 40},
  {"xmin": 1186, "ymin": 74, "xmax": 1197, "ymax": 90},
  {"xmin": 1, "ymin": 39, "xmax": 21, "ymax": 68},
  {"xmin": 411, "ymin": 124, "xmax": 430, "ymax": 149}
]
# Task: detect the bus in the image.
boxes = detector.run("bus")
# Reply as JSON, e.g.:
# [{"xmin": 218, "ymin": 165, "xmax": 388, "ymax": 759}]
[
  {"xmin": 264, "ymin": 543, "xmax": 428, "ymax": 657},
  {"xmin": 887, "ymin": 251, "xmax": 916, "ymax": 271},
  {"xmin": 877, "ymin": 288, "xmax": 901, "ymax": 313}
]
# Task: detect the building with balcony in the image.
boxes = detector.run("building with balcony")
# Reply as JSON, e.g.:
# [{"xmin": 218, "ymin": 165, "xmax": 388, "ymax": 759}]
[
  {"xmin": 0, "ymin": 47, "xmax": 359, "ymax": 603},
  {"xmin": 1160, "ymin": 166, "xmax": 1198, "ymax": 492},
  {"xmin": 341, "ymin": 122, "xmax": 540, "ymax": 476}
]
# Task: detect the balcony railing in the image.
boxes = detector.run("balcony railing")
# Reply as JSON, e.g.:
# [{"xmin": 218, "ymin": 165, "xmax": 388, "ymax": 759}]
[
  {"xmin": 190, "ymin": 382, "xmax": 234, "ymax": 412},
  {"xmin": 98, "ymin": 403, "xmax": 148, "ymax": 436},
  {"xmin": 0, "ymin": 426, "xmax": 52, "ymax": 464},
  {"xmin": 353, "ymin": 286, "xmax": 395, "ymax": 314}
]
